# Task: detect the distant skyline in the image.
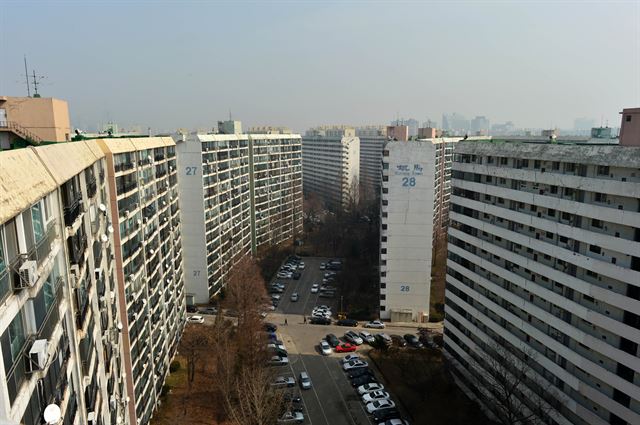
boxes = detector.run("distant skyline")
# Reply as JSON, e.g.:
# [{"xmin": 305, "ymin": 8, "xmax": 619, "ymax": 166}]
[{"xmin": 1, "ymin": 1, "xmax": 638, "ymax": 133}]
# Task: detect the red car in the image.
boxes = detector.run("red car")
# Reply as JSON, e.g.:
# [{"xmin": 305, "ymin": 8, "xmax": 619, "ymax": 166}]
[{"xmin": 335, "ymin": 343, "xmax": 357, "ymax": 353}]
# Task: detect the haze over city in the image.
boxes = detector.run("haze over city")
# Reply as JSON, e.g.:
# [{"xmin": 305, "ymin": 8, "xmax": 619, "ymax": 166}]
[{"xmin": 1, "ymin": 0, "xmax": 638, "ymax": 133}]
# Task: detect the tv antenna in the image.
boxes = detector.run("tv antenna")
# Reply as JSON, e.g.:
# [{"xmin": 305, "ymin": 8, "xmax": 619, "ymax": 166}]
[
  {"xmin": 23, "ymin": 55, "xmax": 31, "ymax": 97},
  {"xmin": 31, "ymin": 69, "xmax": 45, "ymax": 97}
]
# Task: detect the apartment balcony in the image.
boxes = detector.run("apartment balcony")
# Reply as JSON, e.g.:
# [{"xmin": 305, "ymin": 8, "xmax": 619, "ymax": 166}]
[
  {"xmin": 87, "ymin": 176, "xmax": 97, "ymax": 199},
  {"xmin": 68, "ymin": 233, "xmax": 87, "ymax": 266},
  {"xmin": 63, "ymin": 192, "xmax": 83, "ymax": 227}
]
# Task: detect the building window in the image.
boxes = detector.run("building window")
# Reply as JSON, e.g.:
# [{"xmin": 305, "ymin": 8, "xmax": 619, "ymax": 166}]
[
  {"xmin": 589, "ymin": 245, "xmax": 601, "ymax": 254},
  {"xmin": 534, "ymin": 160, "xmax": 541, "ymax": 169},
  {"xmin": 380, "ymin": 295, "xmax": 386, "ymax": 300},
  {"xmin": 597, "ymin": 166, "xmax": 610, "ymax": 176},
  {"xmin": 548, "ymin": 209, "xmax": 556, "ymax": 217},
  {"xmin": 550, "ymin": 185, "xmax": 558, "ymax": 194},
  {"xmin": 500, "ymin": 157, "xmax": 508, "ymax": 165},
  {"xmin": 626, "ymin": 115, "xmax": 632, "ymax": 122},
  {"xmin": 552, "ymin": 162, "xmax": 560, "ymax": 170},
  {"xmin": 383, "ymin": 150, "xmax": 389, "ymax": 157},
  {"xmin": 592, "ymin": 219, "xmax": 603, "ymax": 228},
  {"xmin": 594, "ymin": 192, "xmax": 607, "ymax": 202}
]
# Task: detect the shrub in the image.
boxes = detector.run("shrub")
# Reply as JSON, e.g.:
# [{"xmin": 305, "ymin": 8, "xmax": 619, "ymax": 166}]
[
  {"xmin": 429, "ymin": 311, "xmax": 444, "ymax": 322},
  {"xmin": 169, "ymin": 360, "xmax": 181, "ymax": 373}
]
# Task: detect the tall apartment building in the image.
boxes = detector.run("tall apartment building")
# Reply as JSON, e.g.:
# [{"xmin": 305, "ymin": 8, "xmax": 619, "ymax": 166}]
[
  {"xmin": 356, "ymin": 127, "xmax": 386, "ymax": 202},
  {"xmin": 444, "ymin": 140, "xmax": 640, "ymax": 425},
  {"xmin": 379, "ymin": 137, "xmax": 469, "ymax": 322},
  {"xmin": 97, "ymin": 137, "xmax": 185, "ymax": 425},
  {"xmin": 302, "ymin": 128, "xmax": 359, "ymax": 211},
  {"xmin": 0, "ymin": 96, "xmax": 71, "ymax": 149},
  {"xmin": 0, "ymin": 142, "xmax": 127, "ymax": 425},
  {"xmin": 174, "ymin": 132, "xmax": 303, "ymax": 304}
]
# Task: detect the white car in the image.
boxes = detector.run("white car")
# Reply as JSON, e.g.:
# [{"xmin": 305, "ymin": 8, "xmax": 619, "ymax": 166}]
[
  {"xmin": 365, "ymin": 320, "xmax": 385, "ymax": 329},
  {"xmin": 311, "ymin": 283, "xmax": 319, "ymax": 293},
  {"xmin": 290, "ymin": 292, "xmax": 299, "ymax": 302},
  {"xmin": 359, "ymin": 331, "xmax": 375, "ymax": 344},
  {"xmin": 341, "ymin": 354, "xmax": 360, "ymax": 363},
  {"xmin": 342, "ymin": 359, "xmax": 368, "ymax": 370},
  {"xmin": 271, "ymin": 376, "xmax": 295, "ymax": 387},
  {"xmin": 357, "ymin": 382, "xmax": 385, "ymax": 395},
  {"xmin": 366, "ymin": 399, "xmax": 396, "ymax": 414},
  {"xmin": 187, "ymin": 315, "xmax": 204, "ymax": 324},
  {"xmin": 268, "ymin": 355, "xmax": 289, "ymax": 366},
  {"xmin": 362, "ymin": 390, "xmax": 391, "ymax": 403},
  {"xmin": 320, "ymin": 340, "xmax": 332, "ymax": 355},
  {"xmin": 377, "ymin": 420, "xmax": 409, "ymax": 425},
  {"xmin": 298, "ymin": 262, "xmax": 305, "ymax": 270},
  {"xmin": 277, "ymin": 272, "xmax": 292, "ymax": 279},
  {"xmin": 277, "ymin": 411, "xmax": 304, "ymax": 423},
  {"xmin": 267, "ymin": 342, "xmax": 287, "ymax": 352},
  {"xmin": 319, "ymin": 263, "xmax": 326, "ymax": 270},
  {"xmin": 299, "ymin": 371, "xmax": 312, "ymax": 390}
]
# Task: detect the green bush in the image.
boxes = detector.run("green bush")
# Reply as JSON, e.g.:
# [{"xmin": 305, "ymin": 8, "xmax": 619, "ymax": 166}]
[
  {"xmin": 161, "ymin": 384, "xmax": 171, "ymax": 397},
  {"xmin": 169, "ymin": 360, "xmax": 181, "ymax": 373},
  {"xmin": 429, "ymin": 311, "xmax": 444, "ymax": 322}
]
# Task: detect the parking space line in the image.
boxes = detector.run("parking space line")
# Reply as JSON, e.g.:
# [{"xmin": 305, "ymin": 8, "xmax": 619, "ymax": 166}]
[
  {"xmin": 295, "ymin": 353, "xmax": 331, "ymax": 425},
  {"xmin": 320, "ymin": 356, "xmax": 373, "ymax": 425}
]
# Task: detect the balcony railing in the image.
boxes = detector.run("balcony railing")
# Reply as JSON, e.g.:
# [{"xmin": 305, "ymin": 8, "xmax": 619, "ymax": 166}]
[
  {"xmin": 87, "ymin": 176, "xmax": 97, "ymax": 199},
  {"xmin": 63, "ymin": 192, "xmax": 83, "ymax": 227},
  {"xmin": 38, "ymin": 277, "xmax": 64, "ymax": 342}
]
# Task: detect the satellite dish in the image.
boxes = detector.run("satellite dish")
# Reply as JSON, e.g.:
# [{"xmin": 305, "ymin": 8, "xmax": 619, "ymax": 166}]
[
  {"xmin": 100, "ymin": 234, "xmax": 109, "ymax": 243},
  {"xmin": 99, "ymin": 203, "xmax": 107, "ymax": 212},
  {"xmin": 107, "ymin": 225, "xmax": 114, "ymax": 234},
  {"xmin": 117, "ymin": 322, "xmax": 123, "ymax": 331},
  {"xmin": 43, "ymin": 404, "xmax": 61, "ymax": 424}
]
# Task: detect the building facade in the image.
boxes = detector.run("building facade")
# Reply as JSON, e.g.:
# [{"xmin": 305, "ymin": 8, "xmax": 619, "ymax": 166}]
[
  {"xmin": 0, "ymin": 96, "xmax": 71, "ymax": 149},
  {"xmin": 97, "ymin": 137, "xmax": 186, "ymax": 425},
  {"xmin": 302, "ymin": 130, "xmax": 359, "ymax": 211},
  {"xmin": 445, "ymin": 140, "xmax": 640, "ymax": 425},
  {"xmin": 174, "ymin": 133, "xmax": 303, "ymax": 304},
  {"xmin": 356, "ymin": 127, "xmax": 386, "ymax": 202},
  {"xmin": 0, "ymin": 142, "xmax": 127, "ymax": 425},
  {"xmin": 379, "ymin": 137, "xmax": 466, "ymax": 322}
]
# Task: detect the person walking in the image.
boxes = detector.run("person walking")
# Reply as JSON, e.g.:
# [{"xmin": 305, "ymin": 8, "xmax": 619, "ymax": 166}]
[
  {"xmin": 303, "ymin": 316, "xmax": 307, "ymax": 324},
  {"xmin": 284, "ymin": 318, "xmax": 288, "ymax": 326}
]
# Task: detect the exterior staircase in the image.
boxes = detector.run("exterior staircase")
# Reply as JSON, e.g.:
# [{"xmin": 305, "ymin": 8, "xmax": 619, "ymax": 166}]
[{"xmin": 0, "ymin": 120, "xmax": 43, "ymax": 144}]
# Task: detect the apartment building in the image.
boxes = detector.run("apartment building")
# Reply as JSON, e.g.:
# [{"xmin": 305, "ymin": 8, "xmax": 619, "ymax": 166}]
[
  {"xmin": 356, "ymin": 127, "xmax": 386, "ymax": 202},
  {"xmin": 97, "ymin": 137, "xmax": 185, "ymax": 425},
  {"xmin": 0, "ymin": 96, "xmax": 71, "ymax": 149},
  {"xmin": 444, "ymin": 140, "xmax": 640, "ymax": 425},
  {"xmin": 174, "ymin": 132, "xmax": 303, "ymax": 304},
  {"xmin": 379, "ymin": 137, "xmax": 466, "ymax": 322},
  {"xmin": 0, "ymin": 142, "xmax": 127, "ymax": 425},
  {"xmin": 302, "ymin": 127, "xmax": 359, "ymax": 211}
]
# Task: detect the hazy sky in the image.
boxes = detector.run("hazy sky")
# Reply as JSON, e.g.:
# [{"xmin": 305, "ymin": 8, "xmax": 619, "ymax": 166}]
[{"xmin": 1, "ymin": 1, "xmax": 638, "ymax": 133}]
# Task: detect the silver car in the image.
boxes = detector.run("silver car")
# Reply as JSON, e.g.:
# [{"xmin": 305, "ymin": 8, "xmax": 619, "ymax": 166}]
[
  {"xmin": 278, "ymin": 411, "xmax": 304, "ymax": 423},
  {"xmin": 299, "ymin": 371, "xmax": 312, "ymax": 390}
]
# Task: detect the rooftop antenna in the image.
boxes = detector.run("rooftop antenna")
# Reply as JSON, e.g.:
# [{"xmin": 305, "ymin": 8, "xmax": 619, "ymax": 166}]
[
  {"xmin": 31, "ymin": 69, "xmax": 45, "ymax": 98},
  {"xmin": 23, "ymin": 55, "xmax": 31, "ymax": 97}
]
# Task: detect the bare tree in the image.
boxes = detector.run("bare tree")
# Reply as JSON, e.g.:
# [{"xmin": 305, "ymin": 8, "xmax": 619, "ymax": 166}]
[
  {"xmin": 222, "ymin": 366, "xmax": 283, "ymax": 425},
  {"xmin": 470, "ymin": 341, "xmax": 565, "ymax": 425}
]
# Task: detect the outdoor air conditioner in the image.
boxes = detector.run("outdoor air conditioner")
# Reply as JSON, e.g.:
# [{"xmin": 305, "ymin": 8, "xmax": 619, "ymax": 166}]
[
  {"xmin": 27, "ymin": 339, "xmax": 49, "ymax": 373},
  {"xmin": 18, "ymin": 260, "xmax": 38, "ymax": 288}
]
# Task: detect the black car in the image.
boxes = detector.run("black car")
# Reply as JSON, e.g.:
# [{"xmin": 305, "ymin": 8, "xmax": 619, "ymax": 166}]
[
  {"xmin": 310, "ymin": 317, "xmax": 331, "ymax": 325},
  {"xmin": 326, "ymin": 334, "xmax": 340, "ymax": 347},
  {"xmin": 404, "ymin": 334, "xmax": 424, "ymax": 348},
  {"xmin": 348, "ymin": 368, "xmax": 374, "ymax": 379},
  {"xmin": 264, "ymin": 323, "xmax": 278, "ymax": 332},
  {"xmin": 199, "ymin": 307, "xmax": 218, "ymax": 315},
  {"xmin": 186, "ymin": 305, "xmax": 198, "ymax": 313},
  {"xmin": 373, "ymin": 408, "xmax": 402, "ymax": 422},
  {"xmin": 390, "ymin": 335, "xmax": 407, "ymax": 347},
  {"xmin": 292, "ymin": 272, "xmax": 301, "ymax": 280},
  {"xmin": 336, "ymin": 319, "xmax": 358, "ymax": 327},
  {"xmin": 351, "ymin": 374, "xmax": 378, "ymax": 387},
  {"xmin": 283, "ymin": 392, "xmax": 302, "ymax": 403}
]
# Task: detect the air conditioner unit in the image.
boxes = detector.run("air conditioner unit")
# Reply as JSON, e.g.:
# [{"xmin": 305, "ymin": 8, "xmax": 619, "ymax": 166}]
[
  {"xmin": 27, "ymin": 339, "xmax": 49, "ymax": 373},
  {"xmin": 18, "ymin": 260, "xmax": 38, "ymax": 288},
  {"xmin": 125, "ymin": 210, "xmax": 130, "ymax": 217}
]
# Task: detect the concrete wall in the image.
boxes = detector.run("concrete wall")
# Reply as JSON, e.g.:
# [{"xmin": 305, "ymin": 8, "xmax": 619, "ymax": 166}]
[
  {"xmin": 620, "ymin": 108, "xmax": 640, "ymax": 147},
  {"xmin": 0, "ymin": 96, "xmax": 71, "ymax": 142}
]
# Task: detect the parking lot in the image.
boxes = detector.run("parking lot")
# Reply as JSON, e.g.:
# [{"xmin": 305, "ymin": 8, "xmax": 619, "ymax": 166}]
[{"xmin": 266, "ymin": 256, "xmax": 420, "ymax": 425}]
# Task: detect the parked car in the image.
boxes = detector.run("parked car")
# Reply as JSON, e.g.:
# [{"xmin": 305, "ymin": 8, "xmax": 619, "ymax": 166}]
[
  {"xmin": 359, "ymin": 331, "xmax": 375, "ymax": 344},
  {"xmin": 299, "ymin": 371, "xmax": 312, "ymax": 390},
  {"xmin": 319, "ymin": 291, "xmax": 335, "ymax": 298},
  {"xmin": 277, "ymin": 411, "xmax": 304, "ymax": 423},
  {"xmin": 267, "ymin": 342, "xmax": 287, "ymax": 352},
  {"xmin": 365, "ymin": 320, "xmax": 385, "ymax": 329},
  {"xmin": 348, "ymin": 368, "xmax": 375, "ymax": 379},
  {"xmin": 319, "ymin": 340, "xmax": 332, "ymax": 355},
  {"xmin": 268, "ymin": 355, "xmax": 289, "ymax": 366},
  {"xmin": 283, "ymin": 392, "xmax": 302, "ymax": 403},
  {"xmin": 357, "ymin": 382, "xmax": 385, "ymax": 394},
  {"xmin": 372, "ymin": 408, "xmax": 402, "ymax": 423},
  {"xmin": 341, "ymin": 354, "xmax": 360, "ymax": 363},
  {"xmin": 351, "ymin": 374, "xmax": 378, "ymax": 387},
  {"xmin": 187, "ymin": 315, "xmax": 205, "ymax": 324},
  {"xmin": 271, "ymin": 294, "xmax": 282, "ymax": 301},
  {"xmin": 290, "ymin": 292, "xmax": 299, "ymax": 302},
  {"xmin": 271, "ymin": 376, "xmax": 295, "ymax": 387},
  {"xmin": 292, "ymin": 272, "xmax": 301, "ymax": 280},
  {"xmin": 390, "ymin": 335, "xmax": 407, "ymax": 347},
  {"xmin": 374, "ymin": 333, "xmax": 393, "ymax": 347},
  {"xmin": 264, "ymin": 322, "xmax": 278, "ymax": 332},
  {"xmin": 277, "ymin": 272, "xmax": 292, "ymax": 279},
  {"xmin": 377, "ymin": 419, "xmax": 410, "ymax": 425},
  {"xmin": 319, "ymin": 263, "xmax": 326, "ymax": 270},
  {"xmin": 186, "ymin": 305, "xmax": 198, "ymax": 313},
  {"xmin": 345, "ymin": 331, "xmax": 364, "ymax": 345},
  {"xmin": 335, "ymin": 343, "xmax": 357, "ymax": 353},
  {"xmin": 362, "ymin": 390, "xmax": 391, "ymax": 403},
  {"xmin": 311, "ymin": 283, "xmax": 320, "ymax": 293},
  {"xmin": 336, "ymin": 319, "xmax": 358, "ymax": 327},
  {"xmin": 310, "ymin": 316, "xmax": 331, "ymax": 325},
  {"xmin": 342, "ymin": 359, "xmax": 368, "ymax": 371},
  {"xmin": 366, "ymin": 399, "xmax": 396, "ymax": 414},
  {"xmin": 326, "ymin": 334, "xmax": 340, "ymax": 347},
  {"xmin": 404, "ymin": 334, "xmax": 424, "ymax": 348},
  {"xmin": 298, "ymin": 262, "xmax": 305, "ymax": 270}
]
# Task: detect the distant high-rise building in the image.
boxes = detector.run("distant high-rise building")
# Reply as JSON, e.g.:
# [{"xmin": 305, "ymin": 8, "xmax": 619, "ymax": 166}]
[
  {"xmin": 0, "ymin": 96, "xmax": 71, "ymax": 149},
  {"xmin": 445, "ymin": 139, "xmax": 640, "ymax": 425},
  {"xmin": 442, "ymin": 113, "xmax": 469, "ymax": 135},
  {"xmin": 303, "ymin": 127, "xmax": 359, "ymax": 211},
  {"xmin": 356, "ymin": 127, "xmax": 387, "ymax": 201},
  {"xmin": 491, "ymin": 121, "xmax": 516, "ymax": 135},
  {"xmin": 174, "ymin": 130, "xmax": 303, "ymax": 303},
  {"xmin": 217, "ymin": 120, "xmax": 242, "ymax": 135},
  {"xmin": 470, "ymin": 116, "xmax": 490, "ymax": 135}
]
